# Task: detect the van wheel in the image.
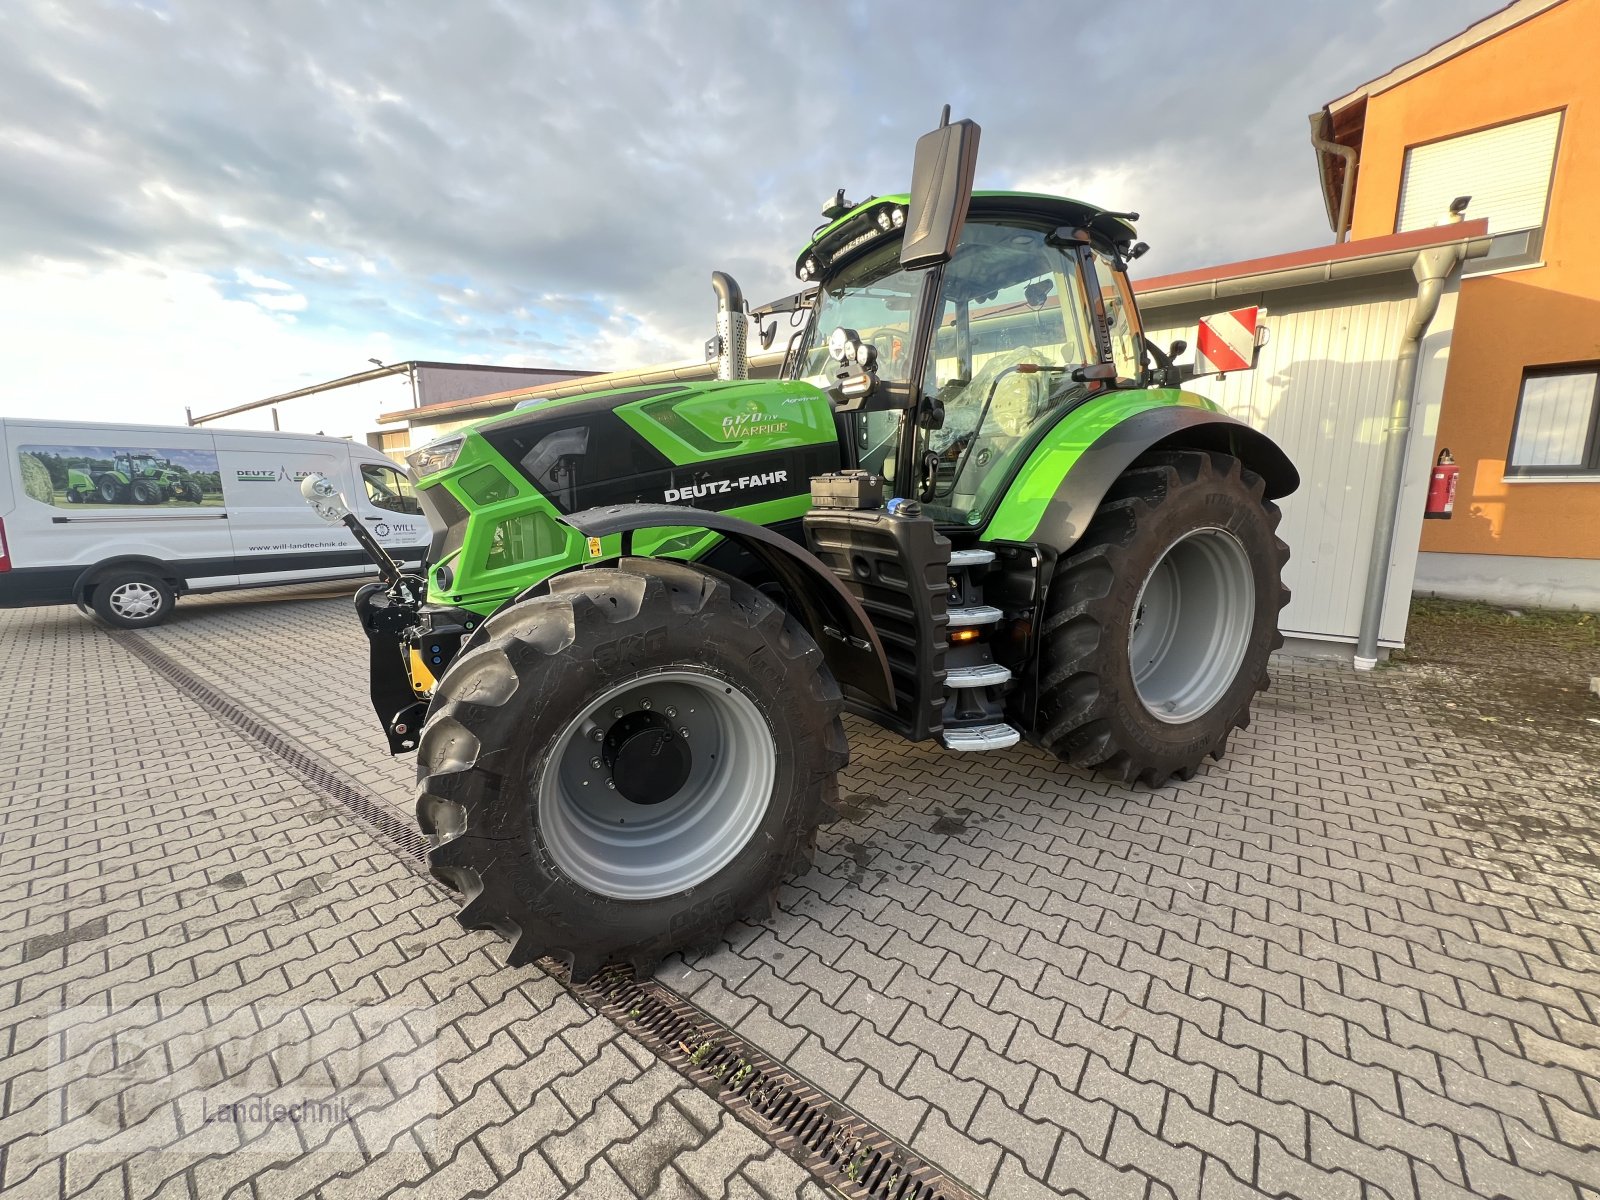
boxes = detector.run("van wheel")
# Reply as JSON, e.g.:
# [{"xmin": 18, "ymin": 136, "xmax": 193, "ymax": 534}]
[{"xmin": 91, "ymin": 572, "xmax": 176, "ymax": 628}]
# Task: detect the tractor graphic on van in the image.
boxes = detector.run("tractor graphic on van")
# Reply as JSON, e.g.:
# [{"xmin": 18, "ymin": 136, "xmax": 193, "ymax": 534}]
[{"xmin": 66, "ymin": 452, "xmax": 206, "ymax": 505}]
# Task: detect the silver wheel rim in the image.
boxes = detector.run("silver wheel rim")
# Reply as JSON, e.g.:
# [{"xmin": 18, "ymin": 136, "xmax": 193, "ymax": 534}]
[
  {"xmin": 108, "ymin": 581, "xmax": 162, "ymax": 620},
  {"xmin": 537, "ymin": 669, "xmax": 776, "ymax": 900},
  {"xmin": 1128, "ymin": 527, "xmax": 1255, "ymax": 724}
]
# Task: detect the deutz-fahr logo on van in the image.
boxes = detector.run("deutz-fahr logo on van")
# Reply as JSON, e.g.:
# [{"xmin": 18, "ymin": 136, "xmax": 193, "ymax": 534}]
[{"xmin": 236, "ymin": 466, "xmax": 316, "ymax": 483}]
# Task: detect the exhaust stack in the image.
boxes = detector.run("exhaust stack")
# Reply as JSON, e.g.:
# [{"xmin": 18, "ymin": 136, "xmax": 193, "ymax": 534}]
[{"xmin": 710, "ymin": 271, "xmax": 749, "ymax": 381}]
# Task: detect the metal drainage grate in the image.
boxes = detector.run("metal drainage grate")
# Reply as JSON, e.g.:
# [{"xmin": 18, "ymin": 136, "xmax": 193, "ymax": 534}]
[
  {"xmin": 112, "ymin": 630, "xmax": 435, "ymax": 877},
  {"xmin": 113, "ymin": 627, "xmax": 979, "ymax": 1200},
  {"xmin": 558, "ymin": 962, "xmax": 983, "ymax": 1200}
]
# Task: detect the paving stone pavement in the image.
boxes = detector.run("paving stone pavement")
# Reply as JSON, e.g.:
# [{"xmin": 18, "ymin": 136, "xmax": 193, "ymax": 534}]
[{"xmin": 2, "ymin": 584, "xmax": 1598, "ymax": 1199}]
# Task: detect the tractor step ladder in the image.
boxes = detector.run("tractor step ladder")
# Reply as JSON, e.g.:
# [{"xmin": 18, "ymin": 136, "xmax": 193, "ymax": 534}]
[
  {"xmin": 941, "ymin": 554, "xmax": 1019, "ymax": 751},
  {"xmin": 941, "ymin": 722, "xmax": 1021, "ymax": 751},
  {"xmin": 945, "ymin": 663, "xmax": 1012, "ymax": 688},
  {"xmin": 947, "ymin": 604, "xmax": 1003, "ymax": 626},
  {"xmin": 948, "ymin": 548, "xmax": 996, "ymax": 568}
]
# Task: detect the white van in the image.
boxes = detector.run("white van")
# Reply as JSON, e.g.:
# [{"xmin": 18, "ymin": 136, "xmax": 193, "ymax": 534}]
[{"xmin": 0, "ymin": 418, "xmax": 428, "ymax": 627}]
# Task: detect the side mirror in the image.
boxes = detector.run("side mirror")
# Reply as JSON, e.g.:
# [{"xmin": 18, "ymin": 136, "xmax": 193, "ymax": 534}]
[{"xmin": 900, "ymin": 106, "xmax": 981, "ymax": 271}]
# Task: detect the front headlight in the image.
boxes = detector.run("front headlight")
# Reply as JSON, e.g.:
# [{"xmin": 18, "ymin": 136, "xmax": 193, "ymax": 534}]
[{"xmin": 407, "ymin": 435, "xmax": 465, "ymax": 479}]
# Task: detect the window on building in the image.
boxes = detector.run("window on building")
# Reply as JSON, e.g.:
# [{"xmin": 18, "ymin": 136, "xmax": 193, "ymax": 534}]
[
  {"xmin": 1396, "ymin": 110, "xmax": 1562, "ymax": 272},
  {"xmin": 1507, "ymin": 367, "xmax": 1600, "ymax": 478}
]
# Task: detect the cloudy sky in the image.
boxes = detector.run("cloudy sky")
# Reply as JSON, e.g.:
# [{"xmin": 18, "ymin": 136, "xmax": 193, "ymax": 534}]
[{"xmin": 1, "ymin": 0, "xmax": 1502, "ymax": 433}]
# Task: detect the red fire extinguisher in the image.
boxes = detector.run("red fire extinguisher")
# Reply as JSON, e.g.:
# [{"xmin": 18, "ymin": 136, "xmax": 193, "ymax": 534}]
[{"xmin": 1425, "ymin": 449, "xmax": 1458, "ymax": 520}]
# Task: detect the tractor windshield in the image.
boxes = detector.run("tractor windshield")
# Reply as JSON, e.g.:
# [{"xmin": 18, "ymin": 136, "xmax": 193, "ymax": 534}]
[{"xmin": 799, "ymin": 238, "xmax": 923, "ymax": 388}]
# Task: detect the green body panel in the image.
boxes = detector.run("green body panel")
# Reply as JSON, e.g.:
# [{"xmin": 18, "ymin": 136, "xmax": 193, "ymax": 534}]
[
  {"xmin": 416, "ymin": 378, "xmax": 837, "ymax": 613},
  {"xmin": 981, "ymin": 388, "xmax": 1224, "ymax": 542},
  {"xmin": 613, "ymin": 379, "xmax": 836, "ymax": 463},
  {"xmin": 67, "ymin": 467, "xmax": 93, "ymax": 491}
]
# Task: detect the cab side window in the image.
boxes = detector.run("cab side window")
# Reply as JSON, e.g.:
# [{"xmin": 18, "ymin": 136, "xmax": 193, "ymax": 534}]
[
  {"xmin": 1089, "ymin": 248, "xmax": 1143, "ymax": 384},
  {"xmin": 361, "ymin": 463, "xmax": 422, "ymax": 515}
]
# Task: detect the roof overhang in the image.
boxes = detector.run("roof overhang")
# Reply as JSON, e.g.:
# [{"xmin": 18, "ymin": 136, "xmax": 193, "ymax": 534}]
[
  {"xmin": 1134, "ymin": 219, "xmax": 1490, "ymax": 309},
  {"xmin": 1309, "ymin": 0, "xmax": 1566, "ymax": 233}
]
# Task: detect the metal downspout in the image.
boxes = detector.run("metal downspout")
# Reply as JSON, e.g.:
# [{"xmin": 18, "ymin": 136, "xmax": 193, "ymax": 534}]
[
  {"xmin": 1308, "ymin": 113, "xmax": 1358, "ymax": 243},
  {"xmin": 1352, "ymin": 244, "xmax": 1464, "ymax": 670}
]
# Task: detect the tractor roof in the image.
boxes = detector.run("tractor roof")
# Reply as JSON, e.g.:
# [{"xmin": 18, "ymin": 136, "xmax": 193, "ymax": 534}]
[{"xmin": 796, "ymin": 190, "xmax": 1138, "ymax": 281}]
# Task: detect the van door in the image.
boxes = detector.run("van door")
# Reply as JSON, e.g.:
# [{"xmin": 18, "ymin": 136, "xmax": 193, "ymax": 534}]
[
  {"xmin": 2, "ymin": 422, "xmax": 235, "ymax": 603},
  {"xmin": 348, "ymin": 450, "xmax": 429, "ymax": 568},
  {"xmin": 219, "ymin": 436, "xmax": 371, "ymax": 585}
]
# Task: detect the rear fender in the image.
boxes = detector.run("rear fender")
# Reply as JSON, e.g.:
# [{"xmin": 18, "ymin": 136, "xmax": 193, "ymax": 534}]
[
  {"xmin": 987, "ymin": 399, "xmax": 1298, "ymax": 555},
  {"xmin": 557, "ymin": 503, "xmax": 896, "ymax": 707}
]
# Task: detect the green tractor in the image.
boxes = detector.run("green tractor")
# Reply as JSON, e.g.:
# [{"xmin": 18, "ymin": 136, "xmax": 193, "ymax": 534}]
[
  {"xmin": 305, "ymin": 111, "xmax": 1296, "ymax": 981},
  {"xmin": 68, "ymin": 452, "xmax": 205, "ymax": 504}
]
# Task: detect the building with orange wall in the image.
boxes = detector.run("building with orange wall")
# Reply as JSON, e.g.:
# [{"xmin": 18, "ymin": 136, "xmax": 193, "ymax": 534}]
[{"xmin": 1311, "ymin": 0, "xmax": 1600, "ymax": 607}]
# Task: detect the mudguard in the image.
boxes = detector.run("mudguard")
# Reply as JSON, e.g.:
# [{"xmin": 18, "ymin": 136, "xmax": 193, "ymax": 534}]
[
  {"xmin": 564, "ymin": 503, "xmax": 895, "ymax": 707},
  {"xmin": 985, "ymin": 397, "xmax": 1298, "ymax": 554}
]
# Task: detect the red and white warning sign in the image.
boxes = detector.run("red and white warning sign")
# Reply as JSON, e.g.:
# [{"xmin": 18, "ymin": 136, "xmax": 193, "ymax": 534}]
[{"xmin": 1195, "ymin": 306, "xmax": 1260, "ymax": 375}]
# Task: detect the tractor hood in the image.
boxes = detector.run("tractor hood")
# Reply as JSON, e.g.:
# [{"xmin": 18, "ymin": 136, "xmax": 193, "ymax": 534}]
[
  {"xmin": 464, "ymin": 377, "xmax": 838, "ymax": 513},
  {"xmin": 408, "ymin": 377, "xmax": 843, "ymax": 571}
]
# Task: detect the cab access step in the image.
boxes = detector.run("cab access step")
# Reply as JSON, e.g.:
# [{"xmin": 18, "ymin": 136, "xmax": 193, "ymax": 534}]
[{"xmin": 801, "ymin": 471, "xmax": 1022, "ymax": 753}]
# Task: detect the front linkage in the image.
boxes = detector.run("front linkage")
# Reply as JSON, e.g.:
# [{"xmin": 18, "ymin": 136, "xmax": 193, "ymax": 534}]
[{"xmin": 300, "ymin": 473, "xmax": 462, "ymax": 754}]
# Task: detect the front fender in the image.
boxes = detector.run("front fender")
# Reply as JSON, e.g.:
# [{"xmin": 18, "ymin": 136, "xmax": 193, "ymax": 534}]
[
  {"xmin": 563, "ymin": 503, "xmax": 895, "ymax": 707},
  {"xmin": 984, "ymin": 389, "xmax": 1298, "ymax": 552}
]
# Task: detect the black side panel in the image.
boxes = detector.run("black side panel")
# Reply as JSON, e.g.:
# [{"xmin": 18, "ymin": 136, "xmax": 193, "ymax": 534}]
[
  {"xmin": 1032, "ymin": 409, "xmax": 1299, "ymax": 555},
  {"xmin": 803, "ymin": 508, "xmax": 951, "ymax": 742},
  {"xmin": 564, "ymin": 503, "xmax": 894, "ymax": 707},
  {"xmin": 481, "ymin": 411, "xmax": 838, "ymax": 517},
  {"xmin": 418, "ymin": 480, "xmax": 470, "ymax": 562}
]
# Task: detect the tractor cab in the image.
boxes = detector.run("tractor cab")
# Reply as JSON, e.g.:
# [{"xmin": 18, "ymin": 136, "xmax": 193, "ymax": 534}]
[{"xmin": 786, "ymin": 193, "xmax": 1146, "ymax": 531}]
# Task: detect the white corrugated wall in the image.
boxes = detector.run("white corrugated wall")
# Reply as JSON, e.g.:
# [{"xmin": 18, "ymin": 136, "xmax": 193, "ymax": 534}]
[{"xmin": 1141, "ymin": 272, "xmax": 1461, "ymax": 649}]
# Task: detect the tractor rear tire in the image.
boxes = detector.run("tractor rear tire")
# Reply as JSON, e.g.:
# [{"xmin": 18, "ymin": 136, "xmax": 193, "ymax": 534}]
[
  {"xmin": 1037, "ymin": 450, "xmax": 1289, "ymax": 786},
  {"xmin": 416, "ymin": 557, "xmax": 847, "ymax": 981}
]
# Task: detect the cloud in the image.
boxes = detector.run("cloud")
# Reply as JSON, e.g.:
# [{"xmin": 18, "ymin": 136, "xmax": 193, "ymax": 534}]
[{"xmin": 0, "ymin": 0, "xmax": 1505, "ymax": 428}]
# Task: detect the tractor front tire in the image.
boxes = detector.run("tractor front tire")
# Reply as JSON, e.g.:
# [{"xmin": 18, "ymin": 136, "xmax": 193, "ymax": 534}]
[
  {"xmin": 96, "ymin": 476, "xmax": 127, "ymax": 504},
  {"xmin": 416, "ymin": 558, "xmax": 847, "ymax": 981},
  {"xmin": 1038, "ymin": 449, "xmax": 1289, "ymax": 786}
]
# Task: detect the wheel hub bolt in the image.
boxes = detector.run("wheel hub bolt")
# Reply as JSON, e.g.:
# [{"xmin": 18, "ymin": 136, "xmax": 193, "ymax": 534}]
[
  {"xmin": 665, "ymin": 706, "xmax": 677, "ymax": 718},
  {"xmin": 590, "ymin": 757, "xmax": 601, "ymax": 769},
  {"xmin": 612, "ymin": 706, "xmax": 624, "ymax": 719},
  {"xmin": 679, "ymin": 727, "xmax": 690, "ymax": 739},
  {"xmin": 590, "ymin": 729, "xmax": 604, "ymax": 742},
  {"xmin": 640, "ymin": 698, "xmax": 652, "ymax": 710},
  {"xmin": 605, "ymin": 778, "xmax": 617, "ymax": 790}
]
